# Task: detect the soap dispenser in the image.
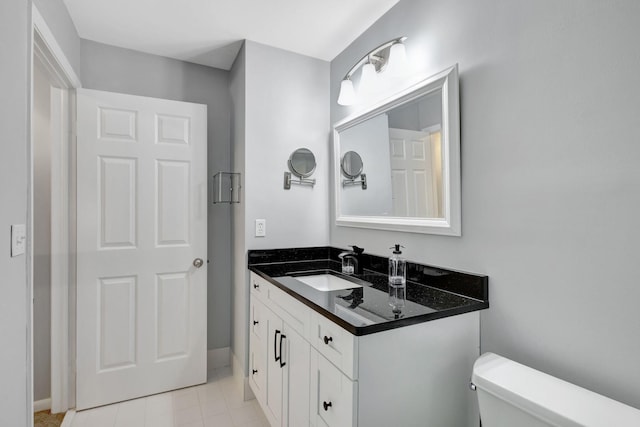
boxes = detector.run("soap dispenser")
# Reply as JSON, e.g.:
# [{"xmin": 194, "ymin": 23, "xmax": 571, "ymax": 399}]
[{"xmin": 388, "ymin": 244, "xmax": 406, "ymax": 314}]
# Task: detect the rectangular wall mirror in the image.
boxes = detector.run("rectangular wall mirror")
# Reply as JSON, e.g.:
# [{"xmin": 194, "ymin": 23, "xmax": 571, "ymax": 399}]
[{"xmin": 333, "ymin": 65, "xmax": 461, "ymax": 235}]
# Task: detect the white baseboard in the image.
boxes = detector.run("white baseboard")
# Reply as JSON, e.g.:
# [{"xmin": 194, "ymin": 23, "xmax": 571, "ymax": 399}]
[
  {"xmin": 244, "ymin": 377, "xmax": 255, "ymax": 401},
  {"xmin": 60, "ymin": 410, "xmax": 75, "ymax": 427},
  {"xmin": 231, "ymin": 352, "xmax": 255, "ymax": 401},
  {"xmin": 232, "ymin": 352, "xmax": 244, "ymax": 389},
  {"xmin": 34, "ymin": 398, "xmax": 51, "ymax": 412},
  {"xmin": 207, "ymin": 347, "xmax": 231, "ymax": 372}
]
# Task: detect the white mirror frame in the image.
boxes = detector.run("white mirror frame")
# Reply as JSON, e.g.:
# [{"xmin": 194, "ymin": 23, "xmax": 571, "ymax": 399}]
[{"xmin": 333, "ymin": 64, "xmax": 461, "ymax": 236}]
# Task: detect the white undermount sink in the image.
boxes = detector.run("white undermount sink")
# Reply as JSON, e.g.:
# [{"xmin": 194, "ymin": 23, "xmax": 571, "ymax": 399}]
[{"xmin": 294, "ymin": 274, "xmax": 362, "ymax": 292}]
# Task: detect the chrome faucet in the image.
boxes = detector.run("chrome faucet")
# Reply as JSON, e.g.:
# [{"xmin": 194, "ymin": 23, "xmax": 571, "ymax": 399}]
[{"xmin": 339, "ymin": 245, "xmax": 365, "ymax": 275}]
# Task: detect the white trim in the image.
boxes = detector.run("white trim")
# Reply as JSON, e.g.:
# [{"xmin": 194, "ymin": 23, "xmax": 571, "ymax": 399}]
[
  {"xmin": 207, "ymin": 347, "xmax": 231, "ymax": 372},
  {"xmin": 31, "ymin": 3, "xmax": 82, "ymax": 417},
  {"xmin": 421, "ymin": 123, "xmax": 442, "ymax": 134},
  {"xmin": 33, "ymin": 398, "xmax": 52, "ymax": 413},
  {"xmin": 67, "ymin": 92, "xmax": 78, "ymax": 410},
  {"xmin": 50, "ymin": 87, "xmax": 70, "ymax": 414},
  {"xmin": 333, "ymin": 65, "xmax": 461, "ymax": 236},
  {"xmin": 31, "ymin": 6, "xmax": 81, "ymax": 88},
  {"xmin": 28, "ymin": 10, "xmax": 36, "ymax": 425},
  {"xmin": 232, "ymin": 352, "xmax": 255, "ymax": 401},
  {"xmin": 60, "ymin": 410, "xmax": 75, "ymax": 427}
]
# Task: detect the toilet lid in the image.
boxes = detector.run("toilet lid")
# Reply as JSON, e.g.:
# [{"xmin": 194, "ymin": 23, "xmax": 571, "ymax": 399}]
[{"xmin": 472, "ymin": 353, "xmax": 640, "ymax": 427}]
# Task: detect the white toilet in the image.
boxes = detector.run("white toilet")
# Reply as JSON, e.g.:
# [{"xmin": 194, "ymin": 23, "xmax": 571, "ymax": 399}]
[{"xmin": 472, "ymin": 352, "xmax": 640, "ymax": 427}]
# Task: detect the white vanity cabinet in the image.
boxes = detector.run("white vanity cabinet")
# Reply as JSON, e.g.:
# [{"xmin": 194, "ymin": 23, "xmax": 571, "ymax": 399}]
[
  {"xmin": 249, "ymin": 272, "xmax": 480, "ymax": 427},
  {"xmin": 250, "ymin": 273, "xmax": 311, "ymax": 427}
]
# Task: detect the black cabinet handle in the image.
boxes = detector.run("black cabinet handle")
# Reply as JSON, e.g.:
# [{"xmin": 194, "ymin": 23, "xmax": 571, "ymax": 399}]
[
  {"xmin": 279, "ymin": 333, "xmax": 287, "ymax": 368},
  {"xmin": 253, "ymin": 320, "xmax": 259, "ymax": 325},
  {"xmin": 252, "ymin": 369, "xmax": 258, "ymax": 375},
  {"xmin": 323, "ymin": 336, "xmax": 333, "ymax": 345},
  {"xmin": 274, "ymin": 330, "xmax": 281, "ymax": 362},
  {"xmin": 253, "ymin": 283, "xmax": 259, "ymax": 289},
  {"xmin": 323, "ymin": 401, "xmax": 332, "ymax": 411}
]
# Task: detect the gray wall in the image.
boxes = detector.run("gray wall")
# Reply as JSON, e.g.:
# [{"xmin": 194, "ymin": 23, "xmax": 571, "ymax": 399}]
[
  {"xmin": 231, "ymin": 40, "xmax": 330, "ymax": 375},
  {"xmin": 230, "ymin": 43, "xmax": 247, "ymax": 372},
  {"xmin": 81, "ymin": 40, "xmax": 233, "ymax": 351},
  {"xmin": 33, "ymin": 0, "xmax": 81, "ymax": 78},
  {"xmin": 0, "ymin": 0, "xmax": 31, "ymax": 424},
  {"xmin": 331, "ymin": 0, "xmax": 640, "ymax": 409},
  {"xmin": 33, "ymin": 58, "xmax": 53, "ymax": 402},
  {"xmin": 243, "ymin": 41, "xmax": 330, "ymax": 252}
]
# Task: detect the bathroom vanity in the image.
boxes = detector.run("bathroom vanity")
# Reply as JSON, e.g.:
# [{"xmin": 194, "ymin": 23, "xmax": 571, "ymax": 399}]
[{"xmin": 247, "ymin": 247, "xmax": 488, "ymax": 427}]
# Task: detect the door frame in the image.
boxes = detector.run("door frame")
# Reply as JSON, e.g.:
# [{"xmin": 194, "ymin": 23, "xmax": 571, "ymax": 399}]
[{"xmin": 30, "ymin": 4, "xmax": 81, "ymax": 417}]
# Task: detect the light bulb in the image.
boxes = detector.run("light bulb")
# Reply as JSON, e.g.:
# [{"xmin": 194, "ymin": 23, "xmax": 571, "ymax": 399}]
[
  {"xmin": 359, "ymin": 62, "xmax": 378, "ymax": 94},
  {"xmin": 337, "ymin": 79, "xmax": 356, "ymax": 106},
  {"xmin": 386, "ymin": 42, "xmax": 408, "ymax": 77}
]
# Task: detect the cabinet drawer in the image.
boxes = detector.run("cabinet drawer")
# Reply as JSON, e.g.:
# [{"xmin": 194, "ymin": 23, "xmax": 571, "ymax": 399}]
[
  {"xmin": 313, "ymin": 314, "xmax": 357, "ymax": 380},
  {"xmin": 250, "ymin": 272, "xmax": 311, "ymax": 339},
  {"xmin": 250, "ymin": 273, "xmax": 268, "ymax": 297},
  {"xmin": 250, "ymin": 297, "xmax": 267, "ymax": 342},
  {"xmin": 313, "ymin": 352, "xmax": 357, "ymax": 427}
]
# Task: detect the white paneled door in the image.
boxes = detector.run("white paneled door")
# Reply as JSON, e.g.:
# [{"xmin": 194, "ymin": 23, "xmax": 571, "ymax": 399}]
[
  {"xmin": 76, "ymin": 89, "xmax": 207, "ymax": 410},
  {"xmin": 389, "ymin": 127, "xmax": 442, "ymax": 218}
]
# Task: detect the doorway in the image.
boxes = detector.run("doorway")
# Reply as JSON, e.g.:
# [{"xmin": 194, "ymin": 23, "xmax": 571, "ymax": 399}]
[
  {"xmin": 30, "ymin": 6, "xmax": 81, "ymax": 422},
  {"xmin": 32, "ymin": 43, "xmax": 56, "ymax": 414}
]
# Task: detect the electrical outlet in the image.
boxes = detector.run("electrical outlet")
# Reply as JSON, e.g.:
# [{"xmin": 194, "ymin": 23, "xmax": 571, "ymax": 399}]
[{"xmin": 255, "ymin": 219, "xmax": 266, "ymax": 237}]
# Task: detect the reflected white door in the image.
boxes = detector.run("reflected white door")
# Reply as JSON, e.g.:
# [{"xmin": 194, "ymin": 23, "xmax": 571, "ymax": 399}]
[
  {"xmin": 389, "ymin": 127, "xmax": 442, "ymax": 217},
  {"xmin": 76, "ymin": 89, "xmax": 207, "ymax": 410}
]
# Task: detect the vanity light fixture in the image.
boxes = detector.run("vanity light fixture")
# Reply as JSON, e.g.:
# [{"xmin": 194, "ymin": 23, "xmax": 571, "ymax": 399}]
[{"xmin": 337, "ymin": 37, "xmax": 408, "ymax": 106}]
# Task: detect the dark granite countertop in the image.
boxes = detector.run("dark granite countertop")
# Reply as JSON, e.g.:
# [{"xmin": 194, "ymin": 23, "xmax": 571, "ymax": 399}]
[{"xmin": 248, "ymin": 247, "xmax": 489, "ymax": 336}]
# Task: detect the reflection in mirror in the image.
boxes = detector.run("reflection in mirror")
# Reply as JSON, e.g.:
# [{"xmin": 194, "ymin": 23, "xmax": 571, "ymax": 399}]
[
  {"xmin": 333, "ymin": 65, "xmax": 460, "ymax": 235},
  {"xmin": 341, "ymin": 151, "xmax": 367, "ymax": 190},
  {"xmin": 389, "ymin": 89, "xmax": 443, "ymax": 218},
  {"xmin": 289, "ymin": 148, "xmax": 316, "ymax": 178},
  {"xmin": 340, "ymin": 90, "xmax": 443, "ymax": 218},
  {"xmin": 341, "ymin": 151, "xmax": 364, "ymax": 178}
]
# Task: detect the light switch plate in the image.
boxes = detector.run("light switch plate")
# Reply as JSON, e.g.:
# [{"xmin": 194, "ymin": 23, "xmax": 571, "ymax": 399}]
[
  {"xmin": 11, "ymin": 224, "xmax": 26, "ymax": 257},
  {"xmin": 255, "ymin": 219, "xmax": 266, "ymax": 237}
]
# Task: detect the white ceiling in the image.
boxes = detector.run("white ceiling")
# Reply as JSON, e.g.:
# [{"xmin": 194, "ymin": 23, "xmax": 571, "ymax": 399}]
[{"xmin": 63, "ymin": 0, "xmax": 400, "ymax": 70}]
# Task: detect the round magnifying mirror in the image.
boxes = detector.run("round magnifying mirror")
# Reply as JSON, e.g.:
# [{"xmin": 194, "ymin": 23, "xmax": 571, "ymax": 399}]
[
  {"xmin": 341, "ymin": 151, "xmax": 363, "ymax": 179},
  {"xmin": 288, "ymin": 148, "xmax": 316, "ymax": 178}
]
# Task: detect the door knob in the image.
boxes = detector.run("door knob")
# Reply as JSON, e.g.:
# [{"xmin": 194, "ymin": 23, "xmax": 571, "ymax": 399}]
[{"xmin": 193, "ymin": 258, "xmax": 204, "ymax": 268}]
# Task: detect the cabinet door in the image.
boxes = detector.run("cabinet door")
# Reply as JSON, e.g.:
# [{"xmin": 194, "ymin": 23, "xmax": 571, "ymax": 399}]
[
  {"xmin": 310, "ymin": 351, "xmax": 357, "ymax": 427},
  {"xmin": 265, "ymin": 305, "xmax": 285, "ymax": 427},
  {"xmin": 282, "ymin": 325, "xmax": 310, "ymax": 427},
  {"xmin": 249, "ymin": 298, "xmax": 268, "ymax": 406}
]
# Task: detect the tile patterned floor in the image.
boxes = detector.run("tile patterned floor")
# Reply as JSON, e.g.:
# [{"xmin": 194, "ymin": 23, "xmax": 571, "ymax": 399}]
[{"xmin": 71, "ymin": 368, "xmax": 269, "ymax": 427}]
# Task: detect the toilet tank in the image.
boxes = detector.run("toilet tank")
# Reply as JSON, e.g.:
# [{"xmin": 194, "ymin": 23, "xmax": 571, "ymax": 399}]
[{"xmin": 471, "ymin": 352, "xmax": 640, "ymax": 427}]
